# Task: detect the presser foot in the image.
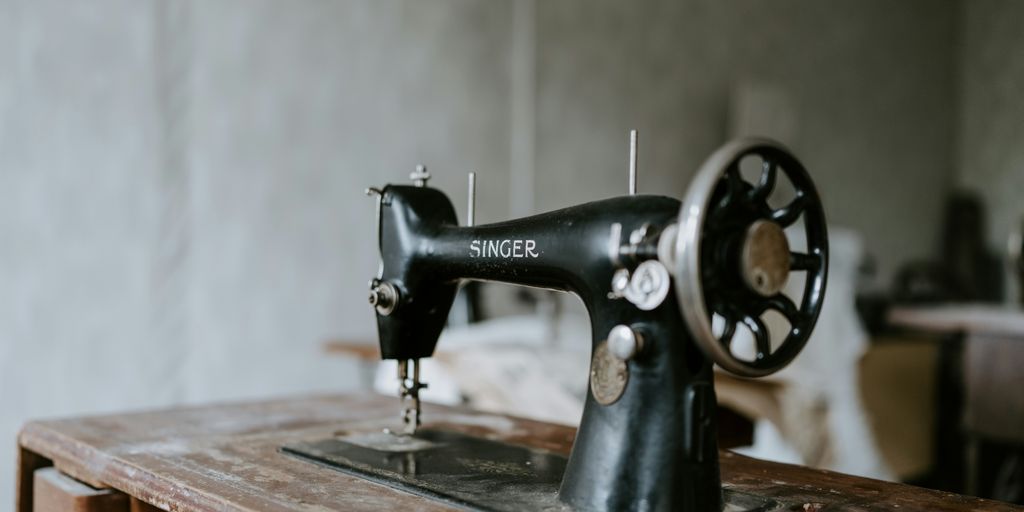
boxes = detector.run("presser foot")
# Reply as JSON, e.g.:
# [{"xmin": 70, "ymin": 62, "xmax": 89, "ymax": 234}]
[{"xmin": 395, "ymin": 359, "xmax": 426, "ymax": 435}]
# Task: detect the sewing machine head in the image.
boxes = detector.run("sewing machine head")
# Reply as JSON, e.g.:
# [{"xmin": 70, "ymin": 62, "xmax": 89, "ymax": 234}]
[{"xmin": 363, "ymin": 136, "xmax": 828, "ymax": 511}]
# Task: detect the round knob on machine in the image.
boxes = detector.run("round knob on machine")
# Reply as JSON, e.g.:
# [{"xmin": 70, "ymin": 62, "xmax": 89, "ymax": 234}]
[
  {"xmin": 674, "ymin": 138, "xmax": 829, "ymax": 378},
  {"xmin": 368, "ymin": 280, "xmax": 400, "ymax": 316},
  {"xmin": 608, "ymin": 324, "xmax": 645, "ymax": 361}
]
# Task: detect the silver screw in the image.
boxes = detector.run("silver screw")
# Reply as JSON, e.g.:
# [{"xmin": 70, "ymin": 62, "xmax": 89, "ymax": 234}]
[{"xmin": 369, "ymin": 280, "xmax": 399, "ymax": 315}]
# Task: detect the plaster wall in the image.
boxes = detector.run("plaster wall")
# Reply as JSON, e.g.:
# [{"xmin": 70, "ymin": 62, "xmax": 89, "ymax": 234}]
[
  {"xmin": 533, "ymin": 0, "xmax": 959, "ymax": 287},
  {"xmin": 0, "ymin": 0, "xmax": 513, "ymax": 505},
  {"xmin": 956, "ymin": 0, "xmax": 1024, "ymax": 300},
  {"xmin": 0, "ymin": 1, "xmax": 976, "ymax": 506}
]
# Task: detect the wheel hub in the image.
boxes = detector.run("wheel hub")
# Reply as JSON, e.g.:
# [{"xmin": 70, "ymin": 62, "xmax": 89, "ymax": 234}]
[{"xmin": 740, "ymin": 220, "xmax": 790, "ymax": 297}]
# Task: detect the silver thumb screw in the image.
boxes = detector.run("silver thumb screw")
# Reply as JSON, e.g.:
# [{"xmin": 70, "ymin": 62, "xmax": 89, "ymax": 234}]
[{"xmin": 608, "ymin": 324, "xmax": 644, "ymax": 361}]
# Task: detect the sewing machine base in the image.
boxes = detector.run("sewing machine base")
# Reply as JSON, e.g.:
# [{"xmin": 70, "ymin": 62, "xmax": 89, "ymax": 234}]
[{"xmin": 282, "ymin": 429, "xmax": 776, "ymax": 511}]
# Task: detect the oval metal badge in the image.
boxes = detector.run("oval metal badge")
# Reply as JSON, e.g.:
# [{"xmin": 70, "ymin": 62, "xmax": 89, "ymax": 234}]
[{"xmin": 590, "ymin": 340, "xmax": 628, "ymax": 406}]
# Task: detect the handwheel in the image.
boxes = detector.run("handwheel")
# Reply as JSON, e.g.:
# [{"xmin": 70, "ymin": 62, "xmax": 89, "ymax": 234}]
[{"xmin": 675, "ymin": 138, "xmax": 828, "ymax": 377}]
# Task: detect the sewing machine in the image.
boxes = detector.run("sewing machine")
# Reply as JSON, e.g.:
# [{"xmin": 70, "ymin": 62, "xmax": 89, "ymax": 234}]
[{"xmin": 283, "ymin": 135, "xmax": 829, "ymax": 511}]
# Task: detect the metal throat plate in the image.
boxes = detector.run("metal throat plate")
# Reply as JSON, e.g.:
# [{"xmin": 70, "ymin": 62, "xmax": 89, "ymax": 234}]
[
  {"xmin": 283, "ymin": 428, "xmax": 567, "ymax": 511},
  {"xmin": 282, "ymin": 428, "xmax": 778, "ymax": 511}
]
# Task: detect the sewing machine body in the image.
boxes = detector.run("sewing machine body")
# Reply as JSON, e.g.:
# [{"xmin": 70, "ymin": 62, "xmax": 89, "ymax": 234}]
[
  {"xmin": 286, "ymin": 137, "xmax": 829, "ymax": 511},
  {"xmin": 373, "ymin": 186, "xmax": 720, "ymax": 509}
]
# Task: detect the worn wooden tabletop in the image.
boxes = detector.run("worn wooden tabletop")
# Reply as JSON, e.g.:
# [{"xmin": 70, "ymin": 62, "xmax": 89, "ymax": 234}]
[{"xmin": 17, "ymin": 394, "xmax": 1021, "ymax": 511}]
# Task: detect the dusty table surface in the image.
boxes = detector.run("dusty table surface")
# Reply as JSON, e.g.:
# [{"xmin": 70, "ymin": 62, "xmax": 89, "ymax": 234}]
[{"xmin": 17, "ymin": 393, "xmax": 1021, "ymax": 511}]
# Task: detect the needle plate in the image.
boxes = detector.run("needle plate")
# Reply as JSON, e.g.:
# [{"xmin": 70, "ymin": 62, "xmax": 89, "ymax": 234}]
[{"xmin": 283, "ymin": 428, "xmax": 777, "ymax": 511}]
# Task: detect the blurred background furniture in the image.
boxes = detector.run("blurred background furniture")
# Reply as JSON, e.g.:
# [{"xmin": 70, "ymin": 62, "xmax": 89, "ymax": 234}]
[{"xmin": 888, "ymin": 306, "xmax": 1024, "ymax": 504}]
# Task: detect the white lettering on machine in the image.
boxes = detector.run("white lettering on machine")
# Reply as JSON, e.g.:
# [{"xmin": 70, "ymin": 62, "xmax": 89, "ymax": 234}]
[{"xmin": 469, "ymin": 239, "xmax": 540, "ymax": 258}]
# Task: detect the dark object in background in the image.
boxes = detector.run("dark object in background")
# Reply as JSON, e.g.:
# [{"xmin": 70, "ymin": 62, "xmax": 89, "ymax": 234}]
[
  {"xmin": 972, "ymin": 443, "xmax": 1024, "ymax": 505},
  {"xmin": 854, "ymin": 254, "xmax": 894, "ymax": 336},
  {"xmin": 893, "ymin": 262, "xmax": 962, "ymax": 303},
  {"xmin": 893, "ymin": 191, "xmax": 1003, "ymax": 303},
  {"xmin": 856, "ymin": 292, "xmax": 891, "ymax": 336},
  {"xmin": 1010, "ymin": 218, "xmax": 1024, "ymax": 305},
  {"xmin": 942, "ymin": 192, "xmax": 1004, "ymax": 302}
]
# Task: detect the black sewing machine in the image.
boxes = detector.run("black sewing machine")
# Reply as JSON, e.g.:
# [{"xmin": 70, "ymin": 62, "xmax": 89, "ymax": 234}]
[{"xmin": 284, "ymin": 135, "xmax": 828, "ymax": 511}]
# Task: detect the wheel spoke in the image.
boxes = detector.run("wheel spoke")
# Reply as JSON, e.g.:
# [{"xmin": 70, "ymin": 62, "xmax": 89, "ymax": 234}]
[
  {"xmin": 713, "ymin": 164, "xmax": 746, "ymax": 211},
  {"xmin": 763, "ymin": 294, "xmax": 800, "ymax": 324},
  {"xmin": 771, "ymin": 193, "xmax": 807, "ymax": 227},
  {"xmin": 790, "ymin": 251, "xmax": 820, "ymax": 271},
  {"xmin": 719, "ymin": 315, "xmax": 737, "ymax": 347},
  {"xmin": 742, "ymin": 315, "xmax": 772, "ymax": 361},
  {"xmin": 750, "ymin": 158, "xmax": 777, "ymax": 202},
  {"xmin": 725, "ymin": 164, "xmax": 744, "ymax": 195}
]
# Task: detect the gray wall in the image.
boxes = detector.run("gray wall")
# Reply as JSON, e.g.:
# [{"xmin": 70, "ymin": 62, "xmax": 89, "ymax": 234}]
[
  {"xmin": 533, "ymin": 0, "xmax": 958, "ymax": 287},
  {"xmin": 0, "ymin": 0, "xmax": 514, "ymax": 505},
  {"xmin": 957, "ymin": 0, "xmax": 1024, "ymax": 295},
  {"xmin": 0, "ymin": 0, "xmax": 1003, "ymax": 506}
]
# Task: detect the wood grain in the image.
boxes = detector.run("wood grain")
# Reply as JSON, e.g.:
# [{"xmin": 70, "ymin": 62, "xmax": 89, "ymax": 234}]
[
  {"xmin": 17, "ymin": 445, "xmax": 52, "ymax": 512},
  {"xmin": 130, "ymin": 497, "xmax": 163, "ymax": 512},
  {"xmin": 16, "ymin": 394, "xmax": 1022, "ymax": 511}
]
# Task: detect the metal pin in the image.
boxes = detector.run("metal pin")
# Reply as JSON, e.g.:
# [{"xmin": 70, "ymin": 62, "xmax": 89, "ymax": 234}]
[
  {"xmin": 628, "ymin": 129, "xmax": 638, "ymax": 195},
  {"xmin": 467, "ymin": 172, "xmax": 477, "ymax": 227},
  {"xmin": 410, "ymin": 165, "xmax": 430, "ymax": 187}
]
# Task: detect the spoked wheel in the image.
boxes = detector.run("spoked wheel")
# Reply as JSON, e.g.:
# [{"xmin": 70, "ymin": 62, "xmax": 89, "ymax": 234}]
[{"xmin": 675, "ymin": 138, "xmax": 828, "ymax": 377}]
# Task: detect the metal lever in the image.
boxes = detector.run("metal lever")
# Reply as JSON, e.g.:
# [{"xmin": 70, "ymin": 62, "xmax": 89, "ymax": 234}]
[{"xmin": 467, "ymin": 172, "xmax": 476, "ymax": 227}]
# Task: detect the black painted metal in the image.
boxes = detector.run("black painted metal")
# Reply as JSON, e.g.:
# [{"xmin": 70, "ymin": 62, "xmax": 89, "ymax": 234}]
[
  {"xmin": 374, "ymin": 187, "xmax": 720, "ymax": 510},
  {"xmin": 701, "ymin": 145, "xmax": 828, "ymax": 374},
  {"xmin": 367, "ymin": 149, "xmax": 828, "ymax": 510},
  {"xmin": 284, "ymin": 429, "xmax": 569, "ymax": 511}
]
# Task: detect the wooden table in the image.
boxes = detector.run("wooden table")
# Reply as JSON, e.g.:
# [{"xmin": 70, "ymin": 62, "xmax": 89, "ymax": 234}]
[
  {"xmin": 17, "ymin": 394, "xmax": 1021, "ymax": 511},
  {"xmin": 888, "ymin": 305, "xmax": 1024, "ymax": 499}
]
